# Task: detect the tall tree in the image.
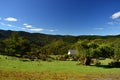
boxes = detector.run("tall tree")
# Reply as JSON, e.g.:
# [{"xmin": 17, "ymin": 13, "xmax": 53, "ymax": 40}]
[
  {"xmin": 76, "ymin": 40, "xmax": 114, "ymax": 65},
  {"xmin": 76, "ymin": 40, "xmax": 92, "ymax": 65},
  {"xmin": 4, "ymin": 32, "xmax": 30, "ymax": 57}
]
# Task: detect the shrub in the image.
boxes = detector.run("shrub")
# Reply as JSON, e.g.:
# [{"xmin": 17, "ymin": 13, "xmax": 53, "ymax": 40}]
[
  {"xmin": 58, "ymin": 55, "xmax": 66, "ymax": 61},
  {"xmin": 20, "ymin": 58, "xmax": 30, "ymax": 62},
  {"xmin": 91, "ymin": 58, "xmax": 101, "ymax": 65}
]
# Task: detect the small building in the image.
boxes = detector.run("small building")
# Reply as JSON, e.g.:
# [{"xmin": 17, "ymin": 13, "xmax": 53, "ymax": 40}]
[{"xmin": 68, "ymin": 50, "xmax": 76, "ymax": 56}]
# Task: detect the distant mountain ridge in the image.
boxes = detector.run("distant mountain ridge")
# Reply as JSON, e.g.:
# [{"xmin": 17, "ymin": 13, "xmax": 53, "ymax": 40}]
[{"xmin": 0, "ymin": 29, "xmax": 120, "ymax": 46}]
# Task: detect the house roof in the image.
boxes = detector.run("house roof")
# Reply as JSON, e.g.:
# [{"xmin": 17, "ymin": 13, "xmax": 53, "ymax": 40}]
[{"xmin": 68, "ymin": 50, "xmax": 76, "ymax": 55}]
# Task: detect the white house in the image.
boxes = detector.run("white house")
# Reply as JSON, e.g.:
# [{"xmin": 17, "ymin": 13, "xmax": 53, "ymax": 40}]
[{"xmin": 68, "ymin": 50, "xmax": 76, "ymax": 56}]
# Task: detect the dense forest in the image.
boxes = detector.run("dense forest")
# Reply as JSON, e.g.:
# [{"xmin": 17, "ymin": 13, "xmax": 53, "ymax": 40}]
[{"xmin": 0, "ymin": 29, "xmax": 120, "ymax": 66}]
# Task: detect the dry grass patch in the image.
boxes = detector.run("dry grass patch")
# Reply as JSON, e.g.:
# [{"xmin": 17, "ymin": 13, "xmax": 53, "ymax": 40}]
[{"xmin": 0, "ymin": 70, "xmax": 120, "ymax": 80}]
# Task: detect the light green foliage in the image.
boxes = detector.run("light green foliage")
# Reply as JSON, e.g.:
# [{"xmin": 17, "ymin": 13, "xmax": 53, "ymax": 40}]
[
  {"xmin": 76, "ymin": 40, "xmax": 114, "ymax": 65},
  {"xmin": 112, "ymin": 38, "xmax": 120, "ymax": 61},
  {"xmin": 42, "ymin": 40, "xmax": 74, "ymax": 55},
  {"xmin": 76, "ymin": 40, "xmax": 88, "ymax": 58},
  {"xmin": 76, "ymin": 40, "xmax": 99, "ymax": 59},
  {"xmin": 76, "ymin": 40, "xmax": 114, "ymax": 59}
]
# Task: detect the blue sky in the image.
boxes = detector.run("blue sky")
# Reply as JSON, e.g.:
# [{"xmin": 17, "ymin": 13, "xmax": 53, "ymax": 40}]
[{"xmin": 0, "ymin": 0, "xmax": 120, "ymax": 35}]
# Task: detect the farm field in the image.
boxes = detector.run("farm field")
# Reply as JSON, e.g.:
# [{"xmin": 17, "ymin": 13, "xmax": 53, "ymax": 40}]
[{"xmin": 0, "ymin": 55, "xmax": 120, "ymax": 80}]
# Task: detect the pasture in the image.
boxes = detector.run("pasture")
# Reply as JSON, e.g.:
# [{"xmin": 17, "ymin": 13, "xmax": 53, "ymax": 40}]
[{"xmin": 0, "ymin": 55, "xmax": 120, "ymax": 80}]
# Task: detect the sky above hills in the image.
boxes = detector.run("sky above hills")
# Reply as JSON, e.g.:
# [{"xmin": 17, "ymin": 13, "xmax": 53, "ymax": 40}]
[{"xmin": 0, "ymin": 0, "xmax": 120, "ymax": 35}]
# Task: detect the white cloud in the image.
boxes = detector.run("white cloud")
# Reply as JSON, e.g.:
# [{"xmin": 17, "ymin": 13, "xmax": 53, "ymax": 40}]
[
  {"xmin": 108, "ymin": 12, "xmax": 120, "ymax": 25},
  {"xmin": 23, "ymin": 23, "xmax": 58, "ymax": 33},
  {"xmin": 23, "ymin": 23, "xmax": 44, "ymax": 32},
  {"xmin": 49, "ymin": 30, "xmax": 55, "ymax": 32},
  {"xmin": 0, "ymin": 22, "xmax": 13, "ymax": 27},
  {"xmin": 23, "ymin": 23, "xmax": 34, "ymax": 29},
  {"xmin": 30, "ymin": 28, "xmax": 44, "ymax": 32},
  {"xmin": 111, "ymin": 11, "xmax": 120, "ymax": 19},
  {"xmin": 94, "ymin": 28, "xmax": 104, "ymax": 30},
  {"xmin": 48, "ymin": 29, "xmax": 58, "ymax": 32},
  {"xmin": 6, "ymin": 24, "xmax": 12, "ymax": 27},
  {"xmin": 90, "ymin": 34, "xmax": 94, "ymax": 35},
  {"xmin": 23, "ymin": 23, "xmax": 28, "ymax": 26},
  {"xmin": 4, "ymin": 17, "xmax": 18, "ymax": 22},
  {"xmin": 26, "ymin": 25, "xmax": 33, "ymax": 29},
  {"xmin": 0, "ymin": 18, "xmax": 2, "ymax": 20},
  {"xmin": 107, "ymin": 20, "xmax": 120, "ymax": 25}
]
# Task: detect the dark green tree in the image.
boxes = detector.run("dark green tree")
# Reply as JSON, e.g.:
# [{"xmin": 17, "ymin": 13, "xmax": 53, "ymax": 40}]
[
  {"xmin": 98, "ymin": 44, "xmax": 114, "ymax": 58},
  {"xmin": 4, "ymin": 32, "xmax": 30, "ymax": 57},
  {"xmin": 0, "ymin": 40, "xmax": 5, "ymax": 54}
]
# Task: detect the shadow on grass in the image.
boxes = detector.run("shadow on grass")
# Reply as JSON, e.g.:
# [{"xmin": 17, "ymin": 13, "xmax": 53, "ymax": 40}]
[{"xmin": 91, "ymin": 64, "xmax": 120, "ymax": 68}]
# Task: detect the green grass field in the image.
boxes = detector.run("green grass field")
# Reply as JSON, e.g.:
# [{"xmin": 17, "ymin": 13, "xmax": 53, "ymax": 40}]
[{"xmin": 0, "ymin": 55, "xmax": 120, "ymax": 80}]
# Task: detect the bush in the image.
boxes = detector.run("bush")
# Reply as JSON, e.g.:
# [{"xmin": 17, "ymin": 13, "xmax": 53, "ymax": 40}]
[
  {"xmin": 58, "ymin": 55, "xmax": 66, "ymax": 61},
  {"xmin": 47, "ymin": 58, "xmax": 53, "ymax": 62},
  {"xmin": 20, "ymin": 58, "xmax": 30, "ymax": 62},
  {"xmin": 98, "ymin": 57, "xmax": 105, "ymax": 60},
  {"xmin": 95, "ymin": 62, "xmax": 101, "ymax": 65},
  {"xmin": 91, "ymin": 58, "xmax": 101, "ymax": 65}
]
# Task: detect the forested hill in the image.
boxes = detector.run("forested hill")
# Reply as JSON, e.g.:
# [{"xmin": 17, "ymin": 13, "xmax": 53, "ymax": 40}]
[
  {"xmin": 1, "ymin": 29, "xmax": 120, "ymax": 59},
  {"xmin": 0, "ymin": 29, "xmax": 120, "ymax": 46},
  {"xmin": 0, "ymin": 29, "xmax": 64, "ymax": 46}
]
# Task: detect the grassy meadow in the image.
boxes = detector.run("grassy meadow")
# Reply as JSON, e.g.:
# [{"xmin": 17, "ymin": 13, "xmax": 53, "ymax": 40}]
[{"xmin": 0, "ymin": 55, "xmax": 120, "ymax": 80}]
